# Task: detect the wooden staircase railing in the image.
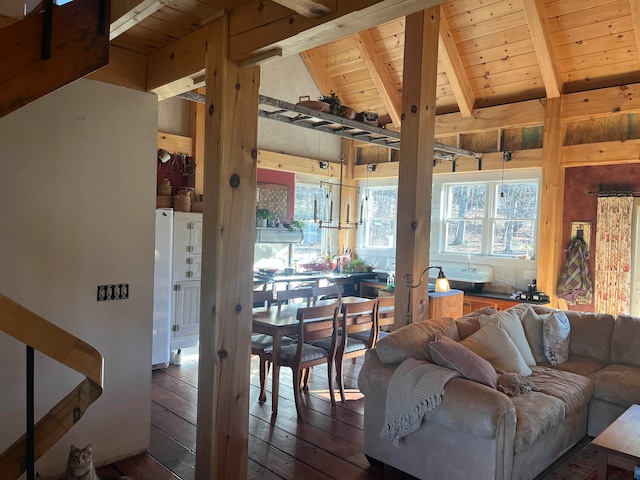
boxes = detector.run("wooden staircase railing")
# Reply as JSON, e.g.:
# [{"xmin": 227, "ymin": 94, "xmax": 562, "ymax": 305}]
[{"xmin": 0, "ymin": 292, "xmax": 104, "ymax": 480}]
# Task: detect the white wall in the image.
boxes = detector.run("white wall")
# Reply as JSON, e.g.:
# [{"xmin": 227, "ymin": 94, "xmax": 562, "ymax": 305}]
[
  {"xmin": 259, "ymin": 54, "xmax": 342, "ymax": 161},
  {"xmin": 158, "ymin": 96, "xmax": 190, "ymax": 136},
  {"xmin": 0, "ymin": 78, "xmax": 158, "ymax": 476}
]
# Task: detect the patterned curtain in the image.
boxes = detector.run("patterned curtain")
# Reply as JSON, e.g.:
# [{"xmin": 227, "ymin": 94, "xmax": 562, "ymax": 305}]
[{"xmin": 594, "ymin": 194, "xmax": 633, "ymax": 315}]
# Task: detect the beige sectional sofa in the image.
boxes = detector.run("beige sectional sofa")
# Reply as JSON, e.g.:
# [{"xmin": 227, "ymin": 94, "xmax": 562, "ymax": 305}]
[{"xmin": 358, "ymin": 304, "xmax": 640, "ymax": 480}]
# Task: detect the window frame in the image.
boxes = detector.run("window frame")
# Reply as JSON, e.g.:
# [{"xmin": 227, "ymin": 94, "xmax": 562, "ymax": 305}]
[
  {"xmin": 363, "ymin": 185, "xmax": 398, "ymax": 249},
  {"xmin": 439, "ymin": 178, "xmax": 539, "ymax": 258}
]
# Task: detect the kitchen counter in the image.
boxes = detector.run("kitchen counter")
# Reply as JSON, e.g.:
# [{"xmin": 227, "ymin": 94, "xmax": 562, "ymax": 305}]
[{"xmin": 466, "ymin": 291, "xmax": 550, "ymax": 305}]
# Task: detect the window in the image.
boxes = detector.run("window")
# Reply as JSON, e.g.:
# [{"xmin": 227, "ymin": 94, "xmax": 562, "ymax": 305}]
[
  {"xmin": 444, "ymin": 184, "xmax": 486, "ymax": 254},
  {"xmin": 364, "ymin": 187, "xmax": 397, "ymax": 248},
  {"xmin": 492, "ymin": 182, "xmax": 538, "ymax": 257},
  {"xmin": 443, "ymin": 180, "xmax": 538, "ymax": 257},
  {"xmin": 292, "ymin": 183, "xmax": 326, "ymax": 263}
]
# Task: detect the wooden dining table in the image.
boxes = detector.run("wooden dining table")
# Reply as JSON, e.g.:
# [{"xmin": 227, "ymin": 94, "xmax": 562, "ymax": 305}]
[{"xmin": 252, "ymin": 296, "xmax": 388, "ymax": 414}]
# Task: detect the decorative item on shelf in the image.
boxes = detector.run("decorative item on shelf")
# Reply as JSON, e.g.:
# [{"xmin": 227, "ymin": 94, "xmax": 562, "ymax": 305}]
[
  {"xmin": 318, "ymin": 91, "xmax": 344, "ymax": 117},
  {"xmin": 313, "ymin": 153, "xmax": 363, "ymax": 231},
  {"xmin": 402, "ymin": 266, "xmax": 451, "ymax": 323},
  {"xmin": 174, "ymin": 187, "xmax": 195, "ymax": 213},
  {"xmin": 355, "ymin": 111, "xmax": 380, "ymax": 126},
  {"xmin": 343, "ymin": 258, "xmax": 369, "ymax": 273},
  {"xmin": 296, "ymin": 95, "xmax": 330, "ymax": 112},
  {"xmin": 157, "ymin": 178, "xmax": 172, "ymax": 196},
  {"xmin": 283, "ymin": 219, "xmax": 305, "ymax": 231},
  {"xmin": 266, "ymin": 210, "xmax": 279, "ymax": 228},
  {"xmin": 256, "ymin": 207, "xmax": 271, "ymax": 228}
]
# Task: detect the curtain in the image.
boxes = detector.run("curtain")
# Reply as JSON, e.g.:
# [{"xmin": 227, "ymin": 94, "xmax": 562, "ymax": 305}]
[{"xmin": 594, "ymin": 194, "xmax": 633, "ymax": 315}]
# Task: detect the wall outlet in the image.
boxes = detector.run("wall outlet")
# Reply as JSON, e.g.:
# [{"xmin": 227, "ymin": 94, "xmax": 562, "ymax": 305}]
[{"xmin": 97, "ymin": 284, "xmax": 129, "ymax": 301}]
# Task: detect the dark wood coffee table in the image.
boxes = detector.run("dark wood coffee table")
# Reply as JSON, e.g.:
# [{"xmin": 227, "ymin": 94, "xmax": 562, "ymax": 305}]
[{"xmin": 591, "ymin": 404, "xmax": 640, "ymax": 480}]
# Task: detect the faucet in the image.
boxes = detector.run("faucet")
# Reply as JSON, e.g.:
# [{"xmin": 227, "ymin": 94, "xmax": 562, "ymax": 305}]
[{"xmin": 464, "ymin": 253, "xmax": 476, "ymax": 272}]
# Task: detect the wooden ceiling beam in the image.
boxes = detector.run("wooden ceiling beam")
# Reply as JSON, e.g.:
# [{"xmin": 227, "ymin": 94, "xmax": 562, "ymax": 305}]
[
  {"xmin": 110, "ymin": 0, "xmax": 175, "ymax": 40},
  {"xmin": 435, "ymin": 98, "xmax": 546, "ymax": 136},
  {"xmin": 353, "ymin": 29, "xmax": 402, "ymax": 127},
  {"xmin": 146, "ymin": 27, "xmax": 207, "ymax": 99},
  {"xmin": 522, "ymin": 0, "xmax": 562, "ymax": 98},
  {"xmin": 437, "ymin": 5, "xmax": 474, "ymax": 117},
  {"xmin": 562, "ymin": 83, "xmax": 640, "ymax": 121},
  {"xmin": 271, "ymin": 0, "xmax": 336, "ymax": 18},
  {"xmin": 228, "ymin": 0, "xmax": 443, "ymax": 63},
  {"xmin": 299, "ymin": 45, "xmax": 339, "ymax": 95},
  {"xmin": 87, "ymin": 45, "xmax": 147, "ymax": 92},
  {"xmin": 0, "ymin": 13, "xmax": 18, "ymax": 27}
]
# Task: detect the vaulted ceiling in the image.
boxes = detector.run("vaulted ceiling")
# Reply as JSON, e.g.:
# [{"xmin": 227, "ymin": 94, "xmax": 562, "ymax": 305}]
[{"xmin": 2, "ymin": 0, "xmax": 640, "ymax": 124}]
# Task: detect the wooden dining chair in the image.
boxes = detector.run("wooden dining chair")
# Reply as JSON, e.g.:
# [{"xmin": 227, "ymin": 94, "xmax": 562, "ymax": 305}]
[
  {"xmin": 347, "ymin": 295, "xmax": 393, "ymax": 346},
  {"xmin": 276, "ymin": 287, "xmax": 314, "ymax": 308},
  {"xmin": 252, "ymin": 289, "xmax": 291, "ymax": 400},
  {"xmin": 334, "ymin": 299, "xmax": 379, "ymax": 402},
  {"xmin": 253, "ymin": 289, "xmax": 273, "ymax": 309},
  {"xmin": 260, "ymin": 303, "xmax": 340, "ymax": 420},
  {"xmin": 312, "ymin": 284, "xmax": 343, "ymax": 303}
]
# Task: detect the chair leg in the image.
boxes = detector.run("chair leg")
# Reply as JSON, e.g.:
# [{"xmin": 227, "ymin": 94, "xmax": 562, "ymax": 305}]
[
  {"xmin": 336, "ymin": 354, "xmax": 346, "ymax": 403},
  {"xmin": 292, "ymin": 368, "xmax": 304, "ymax": 421},
  {"xmin": 258, "ymin": 357, "xmax": 270, "ymax": 403},
  {"xmin": 303, "ymin": 367, "xmax": 312, "ymax": 390},
  {"xmin": 327, "ymin": 359, "xmax": 335, "ymax": 405}
]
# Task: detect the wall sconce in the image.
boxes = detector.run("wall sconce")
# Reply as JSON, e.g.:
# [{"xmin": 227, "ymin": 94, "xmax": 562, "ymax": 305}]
[
  {"xmin": 367, "ymin": 164, "xmax": 377, "ymax": 172},
  {"xmin": 503, "ymin": 150, "xmax": 512, "ymax": 162},
  {"xmin": 402, "ymin": 266, "xmax": 450, "ymax": 323},
  {"xmin": 319, "ymin": 160, "xmax": 329, "ymax": 170}
]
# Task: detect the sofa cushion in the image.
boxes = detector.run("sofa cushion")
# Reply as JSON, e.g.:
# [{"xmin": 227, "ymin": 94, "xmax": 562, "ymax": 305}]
[
  {"xmin": 529, "ymin": 365, "xmax": 594, "ymax": 415},
  {"xmin": 521, "ymin": 305, "xmax": 547, "ymax": 364},
  {"xmin": 460, "ymin": 324, "xmax": 532, "ymax": 376},
  {"xmin": 610, "ymin": 314, "xmax": 640, "ymax": 367},
  {"xmin": 565, "ymin": 311, "xmax": 615, "ymax": 362},
  {"xmin": 456, "ymin": 306, "xmax": 497, "ymax": 339},
  {"xmin": 542, "ymin": 311, "xmax": 571, "ymax": 365},
  {"xmin": 480, "ymin": 309, "xmax": 537, "ymax": 367},
  {"xmin": 591, "ymin": 364, "xmax": 640, "ymax": 408},
  {"xmin": 375, "ymin": 316, "xmax": 458, "ymax": 364},
  {"xmin": 429, "ymin": 334, "xmax": 498, "ymax": 388},
  {"xmin": 550, "ymin": 356, "xmax": 606, "ymax": 377},
  {"xmin": 510, "ymin": 391, "xmax": 565, "ymax": 453}
]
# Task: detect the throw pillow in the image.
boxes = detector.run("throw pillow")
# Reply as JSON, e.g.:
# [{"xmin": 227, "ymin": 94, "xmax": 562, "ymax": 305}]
[
  {"xmin": 375, "ymin": 316, "xmax": 459, "ymax": 364},
  {"xmin": 428, "ymin": 334, "xmax": 498, "ymax": 388},
  {"xmin": 520, "ymin": 305, "xmax": 546, "ymax": 364},
  {"xmin": 480, "ymin": 309, "xmax": 537, "ymax": 367},
  {"xmin": 456, "ymin": 306, "xmax": 498, "ymax": 339},
  {"xmin": 542, "ymin": 311, "xmax": 571, "ymax": 365},
  {"xmin": 461, "ymin": 324, "xmax": 532, "ymax": 376}
]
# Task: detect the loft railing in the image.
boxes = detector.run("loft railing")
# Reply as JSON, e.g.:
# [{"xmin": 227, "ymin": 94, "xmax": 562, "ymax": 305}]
[{"xmin": 0, "ymin": 292, "xmax": 104, "ymax": 480}]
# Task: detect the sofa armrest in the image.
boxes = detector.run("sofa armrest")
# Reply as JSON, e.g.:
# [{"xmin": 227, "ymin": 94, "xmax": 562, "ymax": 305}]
[{"xmin": 359, "ymin": 350, "xmax": 516, "ymax": 440}]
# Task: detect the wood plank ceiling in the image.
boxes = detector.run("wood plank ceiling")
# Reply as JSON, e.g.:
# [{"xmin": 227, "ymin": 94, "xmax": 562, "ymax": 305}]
[{"xmin": 2, "ymin": 0, "xmax": 639, "ymax": 123}]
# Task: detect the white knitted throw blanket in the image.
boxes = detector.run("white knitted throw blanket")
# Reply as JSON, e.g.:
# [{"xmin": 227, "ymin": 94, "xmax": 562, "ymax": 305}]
[{"xmin": 380, "ymin": 358, "xmax": 459, "ymax": 446}]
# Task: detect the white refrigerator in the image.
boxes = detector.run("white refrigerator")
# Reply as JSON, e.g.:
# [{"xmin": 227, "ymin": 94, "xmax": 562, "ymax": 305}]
[{"xmin": 152, "ymin": 208, "xmax": 173, "ymax": 368}]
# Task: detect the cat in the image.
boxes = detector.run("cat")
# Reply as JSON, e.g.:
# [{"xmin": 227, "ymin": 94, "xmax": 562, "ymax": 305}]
[{"xmin": 64, "ymin": 444, "xmax": 132, "ymax": 480}]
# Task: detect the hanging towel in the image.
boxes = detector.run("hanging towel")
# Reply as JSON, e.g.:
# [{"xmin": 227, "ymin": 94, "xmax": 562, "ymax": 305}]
[{"xmin": 556, "ymin": 238, "xmax": 593, "ymax": 304}]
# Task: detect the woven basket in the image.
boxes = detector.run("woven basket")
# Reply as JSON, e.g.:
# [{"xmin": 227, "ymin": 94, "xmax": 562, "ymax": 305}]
[
  {"xmin": 156, "ymin": 196, "xmax": 173, "ymax": 208},
  {"xmin": 174, "ymin": 194, "xmax": 191, "ymax": 212}
]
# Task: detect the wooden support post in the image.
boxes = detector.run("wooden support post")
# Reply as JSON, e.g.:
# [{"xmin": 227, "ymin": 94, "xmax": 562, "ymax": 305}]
[
  {"xmin": 395, "ymin": 7, "xmax": 439, "ymax": 326},
  {"xmin": 189, "ymin": 88, "xmax": 206, "ymax": 195},
  {"xmin": 195, "ymin": 15, "xmax": 260, "ymax": 480},
  {"xmin": 536, "ymin": 97, "xmax": 565, "ymax": 308}
]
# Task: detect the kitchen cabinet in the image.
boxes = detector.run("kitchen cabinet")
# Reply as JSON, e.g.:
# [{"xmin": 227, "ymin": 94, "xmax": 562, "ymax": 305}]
[
  {"xmin": 462, "ymin": 295, "xmax": 521, "ymax": 315},
  {"xmin": 171, "ymin": 212, "xmax": 202, "ymax": 351}
]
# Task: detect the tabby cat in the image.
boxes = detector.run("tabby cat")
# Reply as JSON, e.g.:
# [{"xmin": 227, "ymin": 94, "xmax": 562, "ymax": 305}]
[{"xmin": 64, "ymin": 444, "xmax": 132, "ymax": 480}]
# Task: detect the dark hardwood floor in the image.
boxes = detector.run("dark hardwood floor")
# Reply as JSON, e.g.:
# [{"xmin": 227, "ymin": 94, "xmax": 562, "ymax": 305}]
[{"xmin": 99, "ymin": 355, "xmax": 414, "ymax": 480}]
